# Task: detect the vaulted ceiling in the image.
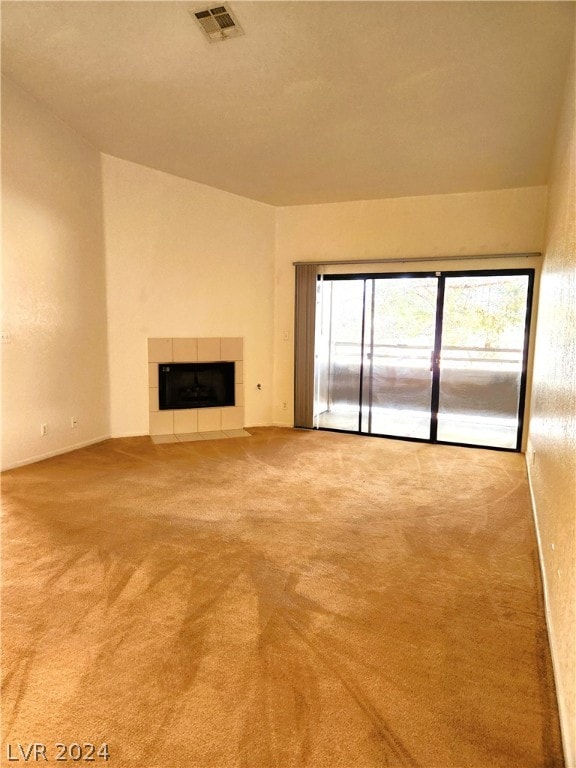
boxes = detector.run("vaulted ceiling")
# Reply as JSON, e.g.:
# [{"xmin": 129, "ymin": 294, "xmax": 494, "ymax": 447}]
[{"xmin": 1, "ymin": 1, "xmax": 574, "ymax": 205}]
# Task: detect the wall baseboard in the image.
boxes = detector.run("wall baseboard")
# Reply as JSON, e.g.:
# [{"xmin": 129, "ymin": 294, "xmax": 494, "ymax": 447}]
[
  {"xmin": 109, "ymin": 431, "xmax": 149, "ymax": 439},
  {"xmin": 525, "ymin": 450, "xmax": 572, "ymax": 768},
  {"xmin": 1, "ymin": 434, "xmax": 112, "ymax": 472}
]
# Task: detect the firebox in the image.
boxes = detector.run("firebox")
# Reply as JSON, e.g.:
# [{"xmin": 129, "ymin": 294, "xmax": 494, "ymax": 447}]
[{"xmin": 159, "ymin": 362, "xmax": 235, "ymax": 410}]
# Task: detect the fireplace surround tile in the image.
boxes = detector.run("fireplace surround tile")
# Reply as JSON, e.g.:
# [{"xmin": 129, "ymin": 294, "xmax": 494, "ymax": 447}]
[
  {"xmin": 174, "ymin": 410, "xmax": 198, "ymax": 434},
  {"xmin": 148, "ymin": 338, "xmax": 173, "ymax": 363},
  {"xmin": 173, "ymin": 338, "xmax": 198, "ymax": 363},
  {"xmin": 148, "ymin": 363, "xmax": 159, "ymax": 388},
  {"xmin": 197, "ymin": 408, "xmax": 222, "ymax": 432},
  {"xmin": 150, "ymin": 410, "xmax": 174, "ymax": 436},
  {"xmin": 221, "ymin": 337, "xmax": 243, "ymax": 361},
  {"xmin": 221, "ymin": 406, "xmax": 244, "ymax": 431},
  {"xmin": 197, "ymin": 338, "xmax": 221, "ymax": 361},
  {"xmin": 149, "ymin": 388, "xmax": 159, "ymax": 412},
  {"xmin": 235, "ymin": 361, "xmax": 243, "ymax": 384}
]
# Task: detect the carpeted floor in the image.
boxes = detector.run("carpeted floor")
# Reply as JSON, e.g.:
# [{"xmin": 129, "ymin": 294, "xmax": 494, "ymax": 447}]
[{"xmin": 1, "ymin": 427, "xmax": 563, "ymax": 767}]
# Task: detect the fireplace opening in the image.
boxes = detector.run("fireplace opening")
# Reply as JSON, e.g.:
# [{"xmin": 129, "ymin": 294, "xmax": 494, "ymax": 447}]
[{"xmin": 159, "ymin": 362, "xmax": 235, "ymax": 410}]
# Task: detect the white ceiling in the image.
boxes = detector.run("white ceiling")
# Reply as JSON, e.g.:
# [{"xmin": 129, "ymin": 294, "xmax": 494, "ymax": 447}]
[{"xmin": 1, "ymin": 1, "xmax": 574, "ymax": 206}]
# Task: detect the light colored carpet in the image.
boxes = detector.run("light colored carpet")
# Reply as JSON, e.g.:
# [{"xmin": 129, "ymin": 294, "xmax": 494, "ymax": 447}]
[{"xmin": 1, "ymin": 427, "xmax": 563, "ymax": 767}]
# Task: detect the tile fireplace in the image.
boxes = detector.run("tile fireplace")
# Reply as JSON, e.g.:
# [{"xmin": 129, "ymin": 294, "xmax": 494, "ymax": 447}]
[{"xmin": 148, "ymin": 337, "xmax": 244, "ymax": 438}]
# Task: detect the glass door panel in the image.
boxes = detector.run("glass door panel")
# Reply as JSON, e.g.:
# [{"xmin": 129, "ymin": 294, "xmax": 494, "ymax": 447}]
[
  {"xmin": 314, "ymin": 278, "xmax": 365, "ymax": 431},
  {"xmin": 360, "ymin": 276, "xmax": 437, "ymax": 439},
  {"xmin": 437, "ymin": 274, "xmax": 531, "ymax": 449}
]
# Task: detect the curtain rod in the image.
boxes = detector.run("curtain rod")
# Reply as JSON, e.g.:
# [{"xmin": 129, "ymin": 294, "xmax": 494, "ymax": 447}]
[{"xmin": 293, "ymin": 252, "xmax": 541, "ymax": 267}]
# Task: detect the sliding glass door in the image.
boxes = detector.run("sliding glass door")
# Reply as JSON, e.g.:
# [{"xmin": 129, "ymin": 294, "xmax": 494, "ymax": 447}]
[{"xmin": 313, "ymin": 269, "xmax": 533, "ymax": 450}]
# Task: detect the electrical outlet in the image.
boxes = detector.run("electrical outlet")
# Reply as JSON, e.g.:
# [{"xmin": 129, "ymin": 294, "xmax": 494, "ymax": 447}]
[
  {"xmin": 40, "ymin": 423, "xmax": 48, "ymax": 436},
  {"xmin": 71, "ymin": 416, "xmax": 78, "ymax": 429},
  {"xmin": 282, "ymin": 401, "xmax": 288, "ymax": 410},
  {"xmin": 1, "ymin": 331, "xmax": 12, "ymax": 343}
]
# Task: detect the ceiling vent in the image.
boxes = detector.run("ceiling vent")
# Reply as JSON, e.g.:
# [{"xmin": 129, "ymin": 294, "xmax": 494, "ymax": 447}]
[{"xmin": 190, "ymin": 5, "xmax": 245, "ymax": 43}]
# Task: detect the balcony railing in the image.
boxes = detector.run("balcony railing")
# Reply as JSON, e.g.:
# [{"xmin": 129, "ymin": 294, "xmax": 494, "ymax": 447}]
[
  {"xmin": 329, "ymin": 341, "xmax": 523, "ymax": 369},
  {"xmin": 317, "ymin": 341, "xmax": 523, "ymax": 416}
]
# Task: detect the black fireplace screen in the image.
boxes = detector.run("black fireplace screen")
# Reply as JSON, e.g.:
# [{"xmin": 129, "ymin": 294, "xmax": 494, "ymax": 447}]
[{"xmin": 159, "ymin": 362, "xmax": 235, "ymax": 410}]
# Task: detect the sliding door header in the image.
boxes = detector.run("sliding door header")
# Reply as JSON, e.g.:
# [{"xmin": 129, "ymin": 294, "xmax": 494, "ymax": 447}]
[
  {"xmin": 321, "ymin": 267, "xmax": 536, "ymax": 281},
  {"xmin": 293, "ymin": 252, "xmax": 541, "ymax": 267}
]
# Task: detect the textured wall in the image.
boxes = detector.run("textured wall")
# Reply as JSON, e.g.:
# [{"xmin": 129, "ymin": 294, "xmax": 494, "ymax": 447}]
[
  {"xmin": 527, "ymin": 50, "xmax": 576, "ymax": 767},
  {"xmin": 274, "ymin": 186, "xmax": 548, "ymax": 425},
  {"xmin": 101, "ymin": 155, "xmax": 276, "ymax": 437},
  {"xmin": 1, "ymin": 78, "xmax": 110, "ymax": 469}
]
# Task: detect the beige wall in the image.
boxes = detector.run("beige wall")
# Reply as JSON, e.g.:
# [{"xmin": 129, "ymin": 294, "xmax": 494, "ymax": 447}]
[
  {"xmin": 273, "ymin": 186, "xmax": 548, "ymax": 425},
  {"xmin": 101, "ymin": 155, "xmax": 276, "ymax": 437},
  {"xmin": 527, "ymin": 51, "xmax": 576, "ymax": 767},
  {"xmin": 1, "ymin": 78, "xmax": 110, "ymax": 470}
]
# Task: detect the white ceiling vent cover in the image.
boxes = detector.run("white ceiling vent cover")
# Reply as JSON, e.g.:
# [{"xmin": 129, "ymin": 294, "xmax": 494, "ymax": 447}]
[{"xmin": 190, "ymin": 5, "xmax": 245, "ymax": 43}]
